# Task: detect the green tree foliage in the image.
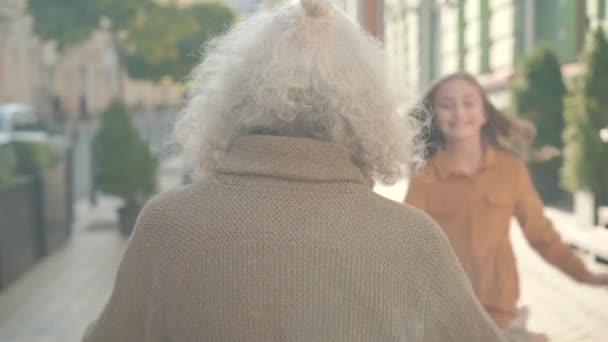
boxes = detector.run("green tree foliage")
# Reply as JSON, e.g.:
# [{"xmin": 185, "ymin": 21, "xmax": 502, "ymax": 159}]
[
  {"xmin": 93, "ymin": 101, "xmax": 157, "ymax": 204},
  {"xmin": 512, "ymin": 45, "xmax": 567, "ymax": 201},
  {"xmin": 28, "ymin": 0, "xmax": 144, "ymax": 49},
  {"xmin": 563, "ymin": 28, "xmax": 608, "ymax": 198},
  {"xmin": 29, "ymin": 0, "xmax": 236, "ymax": 81},
  {"xmin": 124, "ymin": 2, "xmax": 236, "ymax": 81}
]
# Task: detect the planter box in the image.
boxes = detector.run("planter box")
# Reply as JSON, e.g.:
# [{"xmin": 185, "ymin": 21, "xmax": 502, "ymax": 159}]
[
  {"xmin": 39, "ymin": 158, "xmax": 72, "ymax": 255},
  {"xmin": 0, "ymin": 178, "xmax": 41, "ymax": 289},
  {"xmin": 0, "ymin": 151, "xmax": 73, "ymax": 289}
]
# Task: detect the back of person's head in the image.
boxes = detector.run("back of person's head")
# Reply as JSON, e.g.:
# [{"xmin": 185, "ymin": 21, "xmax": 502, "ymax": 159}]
[{"xmin": 175, "ymin": 0, "xmax": 422, "ymax": 184}]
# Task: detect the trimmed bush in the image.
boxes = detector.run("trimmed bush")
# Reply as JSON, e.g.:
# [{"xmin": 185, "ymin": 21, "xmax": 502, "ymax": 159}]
[
  {"xmin": 562, "ymin": 28, "xmax": 608, "ymax": 200},
  {"xmin": 512, "ymin": 44, "xmax": 567, "ymax": 202},
  {"xmin": 93, "ymin": 101, "xmax": 158, "ymax": 205}
]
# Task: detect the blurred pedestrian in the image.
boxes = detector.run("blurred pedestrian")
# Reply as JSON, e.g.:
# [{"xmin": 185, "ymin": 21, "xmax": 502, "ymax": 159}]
[
  {"xmin": 405, "ymin": 72, "xmax": 608, "ymax": 337},
  {"xmin": 83, "ymin": 2, "xmax": 525, "ymax": 341}
]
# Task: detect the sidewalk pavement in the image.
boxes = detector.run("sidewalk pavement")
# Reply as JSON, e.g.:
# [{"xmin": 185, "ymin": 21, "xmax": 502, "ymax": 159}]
[
  {"xmin": 0, "ymin": 196, "xmax": 127, "ymax": 342},
  {"xmin": 0, "ymin": 178, "xmax": 606, "ymax": 341}
]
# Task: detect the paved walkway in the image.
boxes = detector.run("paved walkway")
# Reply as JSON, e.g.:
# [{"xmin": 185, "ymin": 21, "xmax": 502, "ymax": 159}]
[
  {"xmin": 0, "ymin": 197, "xmax": 127, "ymax": 342},
  {"xmin": 0, "ymin": 179, "xmax": 606, "ymax": 341}
]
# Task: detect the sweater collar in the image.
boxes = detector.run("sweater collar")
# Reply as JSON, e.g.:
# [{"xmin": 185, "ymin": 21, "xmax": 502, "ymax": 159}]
[{"xmin": 214, "ymin": 135, "xmax": 369, "ymax": 187}]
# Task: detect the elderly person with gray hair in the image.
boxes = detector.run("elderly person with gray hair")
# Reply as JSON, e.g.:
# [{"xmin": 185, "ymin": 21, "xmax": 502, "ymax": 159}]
[{"xmin": 83, "ymin": 0, "xmax": 531, "ymax": 341}]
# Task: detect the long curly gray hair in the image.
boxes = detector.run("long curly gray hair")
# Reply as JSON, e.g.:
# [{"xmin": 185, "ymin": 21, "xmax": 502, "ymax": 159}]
[{"xmin": 174, "ymin": 0, "xmax": 424, "ymax": 184}]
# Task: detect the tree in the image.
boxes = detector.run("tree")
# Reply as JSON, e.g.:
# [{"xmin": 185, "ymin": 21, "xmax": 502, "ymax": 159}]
[
  {"xmin": 124, "ymin": 2, "xmax": 236, "ymax": 81},
  {"xmin": 563, "ymin": 28, "xmax": 608, "ymax": 202},
  {"xmin": 28, "ymin": 0, "xmax": 145, "ymax": 108},
  {"xmin": 28, "ymin": 0, "xmax": 144, "ymax": 50},
  {"xmin": 512, "ymin": 45, "xmax": 567, "ymax": 202},
  {"xmin": 28, "ymin": 0, "xmax": 236, "ymax": 82},
  {"xmin": 123, "ymin": 4, "xmax": 199, "ymax": 82}
]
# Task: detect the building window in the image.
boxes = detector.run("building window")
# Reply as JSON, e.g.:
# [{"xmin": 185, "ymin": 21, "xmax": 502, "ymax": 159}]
[
  {"xmin": 458, "ymin": 0, "xmax": 466, "ymax": 71},
  {"xmin": 430, "ymin": 6, "xmax": 440, "ymax": 80},
  {"xmin": 480, "ymin": 0, "xmax": 490, "ymax": 73}
]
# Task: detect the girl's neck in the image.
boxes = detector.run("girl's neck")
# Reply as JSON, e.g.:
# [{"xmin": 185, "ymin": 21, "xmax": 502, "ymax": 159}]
[{"xmin": 443, "ymin": 135, "xmax": 485, "ymax": 176}]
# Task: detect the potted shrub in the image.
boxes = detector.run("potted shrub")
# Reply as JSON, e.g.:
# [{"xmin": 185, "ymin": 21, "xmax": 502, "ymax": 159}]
[
  {"xmin": 93, "ymin": 101, "xmax": 158, "ymax": 236},
  {"xmin": 511, "ymin": 45, "xmax": 567, "ymax": 203},
  {"xmin": 563, "ymin": 28, "xmax": 608, "ymax": 225}
]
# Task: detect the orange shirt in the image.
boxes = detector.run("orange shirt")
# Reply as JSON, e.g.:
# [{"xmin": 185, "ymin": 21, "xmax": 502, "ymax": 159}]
[{"xmin": 405, "ymin": 145, "xmax": 591, "ymax": 329}]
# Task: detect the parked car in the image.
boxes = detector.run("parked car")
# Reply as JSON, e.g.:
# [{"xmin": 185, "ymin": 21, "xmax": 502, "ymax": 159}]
[{"xmin": 0, "ymin": 103, "xmax": 48, "ymax": 145}]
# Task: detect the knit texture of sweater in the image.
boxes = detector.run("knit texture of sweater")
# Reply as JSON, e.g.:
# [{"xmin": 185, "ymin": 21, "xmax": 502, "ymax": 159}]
[{"xmin": 83, "ymin": 135, "xmax": 516, "ymax": 342}]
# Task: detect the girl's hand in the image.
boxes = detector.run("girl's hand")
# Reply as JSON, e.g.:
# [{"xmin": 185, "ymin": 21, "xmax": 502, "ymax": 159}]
[
  {"xmin": 588, "ymin": 272, "xmax": 608, "ymax": 286},
  {"xmin": 509, "ymin": 306, "xmax": 549, "ymax": 342},
  {"xmin": 527, "ymin": 332, "xmax": 549, "ymax": 342}
]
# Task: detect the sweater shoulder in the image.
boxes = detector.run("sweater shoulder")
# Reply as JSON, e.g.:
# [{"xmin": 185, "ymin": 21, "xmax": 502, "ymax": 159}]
[
  {"xmin": 132, "ymin": 180, "xmax": 214, "ymax": 250},
  {"xmin": 365, "ymin": 193, "xmax": 448, "ymax": 248}
]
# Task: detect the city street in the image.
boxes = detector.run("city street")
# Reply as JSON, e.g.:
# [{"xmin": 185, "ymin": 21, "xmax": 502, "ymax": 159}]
[
  {"xmin": 0, "ymin": 179, "xmax": 606, "ymax": 341},
  {"xmin": 2, "ymin": 0, "xmax": 607, "ymax": 341}
]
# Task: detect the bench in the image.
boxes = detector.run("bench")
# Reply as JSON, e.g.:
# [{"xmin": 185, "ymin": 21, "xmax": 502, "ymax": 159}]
[
  {"xmin": 598, "ymin": 206, "xmax": 608, "ymax": 228},
  {"xmin": 545, "ymin": 207, "xmax": 608, "ymax": 263}
]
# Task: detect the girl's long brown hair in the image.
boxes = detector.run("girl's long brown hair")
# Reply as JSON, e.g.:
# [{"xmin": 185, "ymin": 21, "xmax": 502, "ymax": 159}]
[{"xmin": 416, "ymin": 72, "xmax": 538, "ymax": 158}]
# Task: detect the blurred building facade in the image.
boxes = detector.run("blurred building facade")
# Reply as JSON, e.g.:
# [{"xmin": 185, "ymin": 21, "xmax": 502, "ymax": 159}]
[
  {"xmin": 261, "ymin": 0, "xmax": 384, "ymax": 39},
  {"xmin": 0, "ymin": 0, "xmax": 183, "ymax": 124},
  {"xmin": 0, "ymin": 0, "xmax": 54, "ymax": 116},
  {"xmin": 157, "ymin": 0, "xmax": 261, "ymax": 13},
  {"xmin": 224, "ymin": 0, "xmax": 262, "ymax": 14},
  {"xmin": 384, "ymin": 0, "xmax": 608, "ymax": 105},
  {"xmin": 334, "ymin": 0, "xmax": 384, "ymax": 39},
  {"xmin": 53, "ymin": 24, "xmax": 183, "ymax": 119}
]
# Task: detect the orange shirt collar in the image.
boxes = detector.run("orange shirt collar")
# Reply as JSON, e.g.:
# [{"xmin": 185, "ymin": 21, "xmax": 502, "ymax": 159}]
[{"xmin": 432, "ymin": 145, "xmax": 498, "ymax": 180}]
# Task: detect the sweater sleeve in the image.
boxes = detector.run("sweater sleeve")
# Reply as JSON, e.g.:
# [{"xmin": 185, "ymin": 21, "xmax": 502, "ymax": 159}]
[
  {"xmin": 513, "ymin": 161, "xmax": 592, "ymax": 283},
  {"xmin": 82, "ymin": 205, "xmax": 167, "ymax": 342},
  {"xmin": 420, "ymin": 220, "xmax": 519, "ymax": 342}
]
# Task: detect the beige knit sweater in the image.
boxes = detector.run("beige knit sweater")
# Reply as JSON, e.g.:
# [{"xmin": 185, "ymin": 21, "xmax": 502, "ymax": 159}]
[{"xmin": 83, "ymin": 135, "xmax": 519, "ymax": 342}]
